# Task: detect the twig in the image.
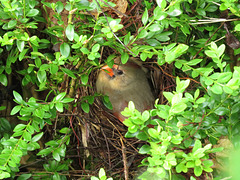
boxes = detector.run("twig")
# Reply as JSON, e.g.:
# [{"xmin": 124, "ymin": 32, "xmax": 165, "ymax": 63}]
[
  {"xmin": 193, "ymin": 22, "xmax": 224, "ymax": 59},
  {"xmin": 95, "ymin": 0, "xmax": 137, "ymax": 57},
  {"xmin": 101, "ymin": 128, "xmax": 112, "ymax": 168},
  {"xmin": 120, "ymin": 138, "xmax": 129, "ymax": 180},
  {"xmin": 190, "ymin": 18, "xmax": 239, "ymax": 25},
  {"xmin": 69, "ymin": 107, "xmax": 87, "ymax": 174},
  {"xmin": 156, "ymin": 63, "xmax": 208, "ymax": 92},
  {"xmin": 99, "ymin": 0, "xmax": 128, "ymax": 18},
  {"xmin": 182, "ymin": 113, "xmax": 204, "ymax": 142}
]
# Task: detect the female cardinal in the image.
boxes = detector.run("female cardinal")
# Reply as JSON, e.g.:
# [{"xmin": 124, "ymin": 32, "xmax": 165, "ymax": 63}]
[{"xmin": 96, "ymin": 58, "xmax": 155, "ymax": 123}]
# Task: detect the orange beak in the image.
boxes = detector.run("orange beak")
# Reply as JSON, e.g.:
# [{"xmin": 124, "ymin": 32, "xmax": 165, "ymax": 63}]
[{"xmin": 101, "ymin": 64, "xmax": 118, "ymax": 77}]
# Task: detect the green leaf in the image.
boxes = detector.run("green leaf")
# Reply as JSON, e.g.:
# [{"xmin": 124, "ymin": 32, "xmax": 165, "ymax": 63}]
[
  {"xmin": 61, "ymin": 68, "xmax": 76, "ymax": 79},
  {"xmin": 196, "ymin": 8, "xmax": 206, "ymax": 16},
  {"xmin": 13, "ymin": 124, "xmax": 26, "ymax": 132},
  {"xmin": 56, "ymin": 92, "xmax": 66, "ymax": 101},
  {"xmin": 142, "ymin": 8, "xmax": 148, "ymax": 26},
  {"xmin": 217, "ymin": 72, "xmax": 232, "ymax": 83},
  {"xmin": 202, "ymin": 160, "xmax": 213, "ymax": 168},
  {"xmin": 176, "ymin": 78, "xmax": 190, "ymax": 93},
  {"xmin": 203, "ymin": 77, "xmax": 213, "ymax": 86},
  {"xmin": 166, "ymin": 153, "xmax": 176, "ymax": 165},
  {"xmin": 17, "ymin": 40, "xmax": 24, "ymax": 52},
  {"xmin": 53, "ymin": 151, "xmax": 60, "ymax": 161},
  {"xmin": 142, "ymin": 111, "xmax": 150, "ymax": 122},
  {"xmin": 136, "ymin": 131, "xmax": 148, "ymax": 141},
  {"xmin": 50, "ymin": 64, "xmax": 58, "ymax": 74},
  {"xmin": 81, "ymin": 102, "xmax": 89, "ymax": 113},
  {"xmin": 8, "ymin": 20, "xmax": 17, "ymax": 29},
  {"xmin": 92, "ymin": 44, "xmax": 100, "ymax": 52},
  {"xmin": 31, "ymin": 52, "xmax": 45, "ymax": 58},
  {"xmin": 37, "ymin": 148, "xmax": 52, "ymax": 156},
  {"xmin": 13, "ymin": 131, "xmax": 24, "ymax": 137},
  {"xmin": 17, "ymin": 173, "xmax": 32, "ymax": 180},
  {"xmin": 39, "ymin": 64, "xmax": 49, "ymax": 71},
  {"xmin": 205, "ymin": 5, "xmax": 218, "ymax": 12},
  {"xmin": 186, "ymin": 161, "xmax": 195, "ymax": 168},
  {"xmin": 103, "ymin": 95, "xmax": 113, "ymax": 110},
  {"xmin": 196, "ymin": 97, "xmax": 205, "ymax": 104},
  {"xmin": 194, "ymin": 89, "xmax": 200, "ymax": 100},
  {"xmin": 171, "ymin": 134, "xmax": 183, "ymax": 144},
  {"xmin": 223, "ymin": 86, "xmax": 233, "ymax": 94},
  {"xmin": 101, "ymin": 27, "xmax": 110, "ymax": 33},
  {"xmin": 184, "ymin": 137, "xmax": 193, "ymax": 148},
  {"xmin": 0, "ymin": 106, "xmax": 6, "ymax": 111},
  {"xmin": 66, "ymin": 24, "xmax": 74, "ymax": 41},
  {"xmin": 35, "ymin": 108, "xmax": 45, "ymax": 118},
  {"xmin": 59, "ymin": 127, "xmax": 70, "ymax": 134},
  {"xmin": 214, "ymin": 107, "xmax": 229, "ymax": 116},
  {"xmin": 156, "ymin": 0, "xmax": 166, "ymax": 9},
  {"xmin": 0, "ymin": 74, "xmax": 7, "ymax": 86},
  {"xmin": 187, "ymin": 59, "xmax": 202, "ymax": 66},
  {"xmin": 37, "ymin": 70, "xmax": 46, "ymax": 83},
  {"xmin": 163, "ymin": 92, "xmax": 174, "ymax": 103},
  {"xmin": 13, "ymin": 91, "xmax": 23, "ymax": 104},
  {"xmin": 46, "ymin": 140, "xmax": 59, "ymax": 146},
  {"xmin": 0, "ymin": 172, "xmax": 10, "ymax": 179},
  {"xmin": 217, "ymin": 44, "xmax": 225, "ymax": 57},
  {"xmin": 205, "ymin": 50, "xmax": 216, "ymax": 59},
  {"xmin": 176, "ymin": 163, "xmax": 188, "ymax": 173},
  {"xmin": 154, "ymin": 7, "xmax": 167, "ymax": 20},
  {"xmin": 10, "ymin": 105, "xmax": 22, "ymax": 115},
  {"xmin": 194, "ymin": 166, "xmax": 202, "ymax": 177},
  {"xmin": 170, "ymin": 103, "xmax": 187, "ymax": 114},
  {"xmin": 192, "ymin": 139, "xmax": 202, "ymax": 153},
  {"xmin": 91, "ymin": 177, "xmax": 99, "ymax": 180},
  {"xmin": 140, "ymin": 52, "xmax": 148, "ymax": 61},
  {"xmin": 55, "ymin": 102, "xmax": 63, "ymax": 112},
  {"xmin": 138, "ymin": 29, "xmax": 148, "ymax": 38},
  {"xmin": 165, "ymin": 44, "xmax": 188, "ymax": 63},
  {"xmin": 60, "ymin": 43, "xmax": 70, "ymax": 58},
  {"xmin": 19, "ymin": 48, "xmax": 29, "ymax": 61},
  {"xmin": 168, "ymin": 9, "xmax": 182, "ymax": 16},
  {"xmin": 128, "ymin": 101, "xmax": 135, "ymax": 111},
  {"xmin": 56, "ymin": 1, "xmax": 64, "ymax": 13},
  {"xmin": 81, "ymin": 74, "xmax": 88, "ymax": 85},
  {"xmin": 175, "ymin": 44, "xmax": 189, "ymax": 58},
  {"xmin": 124, "ymin": 32, "xmax": 131, "ymax": 45},
  {"xmin": 23, "ymin": 131, "xmax": 32, "ymax": 141},
  {"xmin": 211, "ymin": 83, "xmax": 223, "ymax": 94},
  {"xmin": 139, "ymin": 144, "xmax": 151, "ymax": 154},
  {"xmin": 80, "ymin": 47, "xmax": 90, "ymax": 54},
  {"xmin": 121, "ymin": 52, "xmax": 129, "ymax": 64},
  {"xmin": 148, "ymin": 24, "xmax": 162, "ymax": 32},
  {"xmin": 192, "ymin": 70, "xmax": 199, "ymax": 78},
  {"xmin": 165, "ymin": 51, "xmax": 175, "ymax": 63},
  {"xmin": 61, "ymin": 98, "xmax": 74, "ymax": 103},
  {"xmin": 235, "ymin": 24, "xmax": 240, "ymax": 31},
  {"xmin": 32, "ymin": 132, "xmax": 44, "ymax": 142},
  {"xmin": 26, "ymin": 9, "xmax": 39, "ymax": 17},
  {"xmin": 157, "ymin": 110, "xmax": 169, "ymax": 119},
  {"xmin": 148, "ymin": 128, "xmax": 159, "ymax": 139},
  {"xmin": 8, "ymin": 160, "xmax": 17, "ymax": 167},
  {"xmin": 99, "ymin": 168, "xmax": 106, "ymax": 178}
]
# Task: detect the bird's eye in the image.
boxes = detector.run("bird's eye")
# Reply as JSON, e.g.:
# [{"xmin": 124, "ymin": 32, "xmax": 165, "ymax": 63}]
[{"xmin": 117, "ymin": 70, "xmax": 123, "ymax": 75}]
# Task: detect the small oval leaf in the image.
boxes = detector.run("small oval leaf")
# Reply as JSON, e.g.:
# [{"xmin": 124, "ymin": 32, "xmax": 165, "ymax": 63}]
[{"xmin": 60, "ymin": 43, "xmax": 70, "ymax": 58}]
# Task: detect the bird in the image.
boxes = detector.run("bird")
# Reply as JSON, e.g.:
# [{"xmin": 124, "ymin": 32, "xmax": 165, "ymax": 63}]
[{"xmin": 96, "ymin": 57, "xmax": 155, "ymax": 123}]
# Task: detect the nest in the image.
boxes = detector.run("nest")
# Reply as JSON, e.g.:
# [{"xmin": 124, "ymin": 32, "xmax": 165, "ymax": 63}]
[{"xmin": 67, "ymin": 57, "xmax": 176, "ymax": 179}]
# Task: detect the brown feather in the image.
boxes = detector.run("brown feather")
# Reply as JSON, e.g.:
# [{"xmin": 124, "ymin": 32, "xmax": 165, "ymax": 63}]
[{"xmin": 96, "ymin": 58, "xmax": 155, "ymax": 123}]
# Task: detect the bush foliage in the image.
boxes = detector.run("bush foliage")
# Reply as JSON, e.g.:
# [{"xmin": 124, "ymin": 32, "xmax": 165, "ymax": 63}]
[{"xmin": 0, "ymin": 0, "xmax": 240, "ymax": 179}]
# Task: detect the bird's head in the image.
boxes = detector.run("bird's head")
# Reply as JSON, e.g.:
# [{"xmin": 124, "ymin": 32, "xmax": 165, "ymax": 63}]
[{"xmin": 99, "ymin": 59, "xmax": 146, "ymax": 90}]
